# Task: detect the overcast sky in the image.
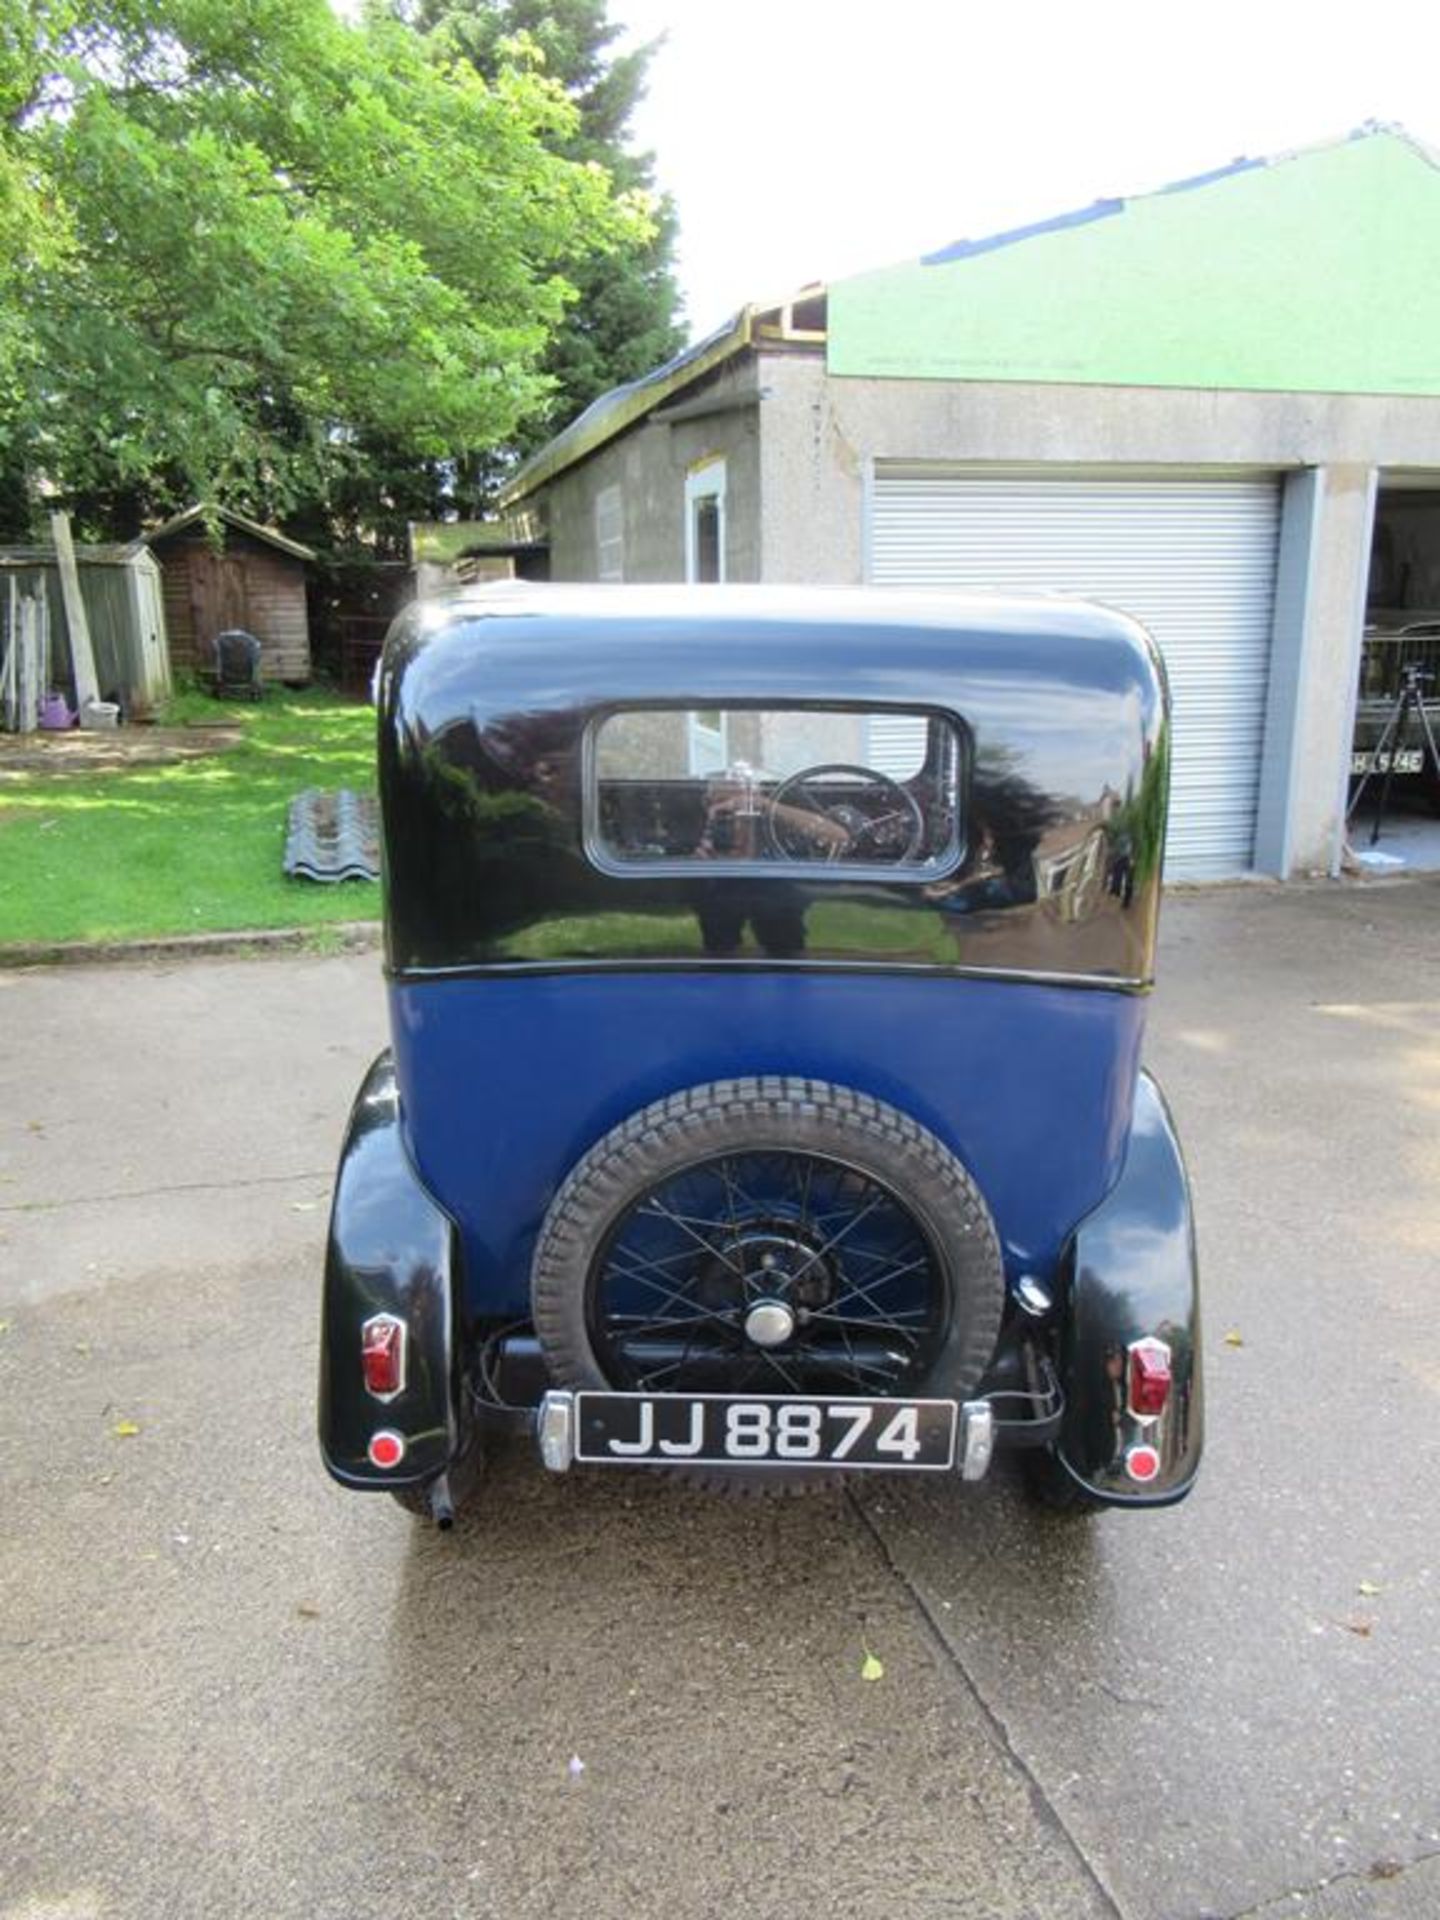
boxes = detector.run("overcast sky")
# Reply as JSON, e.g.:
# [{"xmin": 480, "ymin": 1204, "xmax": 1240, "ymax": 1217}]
[{"xmin": 612, "ymin": 0, "xmax": 1440, "ymax": 342}]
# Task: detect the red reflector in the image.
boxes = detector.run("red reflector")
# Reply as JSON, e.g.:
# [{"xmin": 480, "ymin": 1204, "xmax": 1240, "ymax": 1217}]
[
  {"xmin": 1128, "ymin": 1339, "xmax": 1172, "ymax": 1418},
  {"xmin": 361, "ymin": 1316, "xmax": 404, "ymax": 1398},
  {"xmin": 368, "ymin": 1429, "xmax": 405, "ymax": 1470},
  {"xmin": 1125, "ymin": 1443, "xmax": 1161, "ymax": 1484}
]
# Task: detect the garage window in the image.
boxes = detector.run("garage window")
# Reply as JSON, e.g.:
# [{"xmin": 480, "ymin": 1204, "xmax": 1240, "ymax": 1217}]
[{"xmin": 685, "ymin": 461, "xmax": 726, "ymax": 583}]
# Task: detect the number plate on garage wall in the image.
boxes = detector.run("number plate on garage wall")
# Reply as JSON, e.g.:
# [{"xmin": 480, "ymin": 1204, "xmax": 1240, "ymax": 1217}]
[
  {"xmin": 1351, "ymin": 748, "xmax": 1423, "ymax": 775},
  {"xmin": 574, "ymin": 1393, "xmax": 958, "ymax": 1470}
]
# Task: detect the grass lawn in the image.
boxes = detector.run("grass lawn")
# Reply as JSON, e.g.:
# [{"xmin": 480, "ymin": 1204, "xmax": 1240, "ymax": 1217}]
[{"xmin": 0, "ymin": 690, "xmax": 379, "ymax": 948}]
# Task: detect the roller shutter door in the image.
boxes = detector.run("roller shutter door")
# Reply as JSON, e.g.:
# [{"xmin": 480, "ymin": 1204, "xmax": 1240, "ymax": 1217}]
[{"xmin": 869, "ymin": 468, "xmax": 1282, "ymax": 879}]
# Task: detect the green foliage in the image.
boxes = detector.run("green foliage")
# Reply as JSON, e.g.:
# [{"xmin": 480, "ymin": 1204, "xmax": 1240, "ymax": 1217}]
[
  {"xmin": 0, "ymin": 691, "xmax": 379, "ymax": 945},
  {"xmin": 0, "ymin": 4, "xmax": 73, "ymax": 470},
  {"xmin": 405, "ymin": 0, "xmax": 686, "ymax": 476},
  {"xmin": 1, "ymin": 0, "xmax": 651, "ymax": 535}
]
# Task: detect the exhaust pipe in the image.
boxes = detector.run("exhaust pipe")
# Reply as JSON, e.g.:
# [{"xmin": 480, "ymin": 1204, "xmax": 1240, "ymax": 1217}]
[{"xmin": 427, "ymin": 1472, "xmax": 455, "ymax": 1530}]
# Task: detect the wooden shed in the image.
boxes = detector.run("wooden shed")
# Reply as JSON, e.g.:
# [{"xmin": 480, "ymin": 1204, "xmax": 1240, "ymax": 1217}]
[
  {"xmin": 2, "ymin": 540, "xmax": 172, "ymax": 723},
  {"xmin": 146, "ymin": 506, "xmax": 315, "ymax": 686}
]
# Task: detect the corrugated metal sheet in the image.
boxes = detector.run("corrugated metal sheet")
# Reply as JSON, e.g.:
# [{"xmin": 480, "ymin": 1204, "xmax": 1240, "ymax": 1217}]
[
  {"xmin": 284, "ymin": 788, "xmax": 379, "ymax": 884},
  {"xmin": 869, "ymin": 469, "xmax": 1282, "ymax": 879}
]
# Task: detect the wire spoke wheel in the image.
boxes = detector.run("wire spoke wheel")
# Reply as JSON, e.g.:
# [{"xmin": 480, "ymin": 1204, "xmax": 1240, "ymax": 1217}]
[
  {"xmin": 532, "ymin": 1078, "xmax": 1005, "ymax": 1489},
  {"xmin": 590, "ymin": 1148, "xmax": 949, "ymax": 1397}
]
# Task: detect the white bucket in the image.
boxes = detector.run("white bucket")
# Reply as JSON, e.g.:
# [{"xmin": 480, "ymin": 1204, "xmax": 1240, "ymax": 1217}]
[{"xmin": 80, "ymin": 699, "xmax": 120, "ymax": 730}]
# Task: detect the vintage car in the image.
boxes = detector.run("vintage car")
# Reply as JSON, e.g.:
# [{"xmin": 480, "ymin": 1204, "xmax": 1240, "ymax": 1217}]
[{"xmin": 319, "ymin": 584, "xmax": 1201, "ymax": 1523}]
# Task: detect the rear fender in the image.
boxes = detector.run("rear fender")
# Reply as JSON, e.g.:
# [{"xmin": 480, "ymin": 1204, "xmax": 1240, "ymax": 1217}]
[
  {"xmin": 319, "ymin": 1053, "xmax": 462, "ymax": 1489},
  {"xmin": 1053, "ymin": 1070, "xmax": 1203, "ymax": 1507}
]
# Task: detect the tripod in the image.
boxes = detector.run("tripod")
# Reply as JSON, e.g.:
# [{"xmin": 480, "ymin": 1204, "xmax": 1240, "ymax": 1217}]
[{"xmin": 1347, "ymin": 663, "xmax": 1440, "ymax": 847}]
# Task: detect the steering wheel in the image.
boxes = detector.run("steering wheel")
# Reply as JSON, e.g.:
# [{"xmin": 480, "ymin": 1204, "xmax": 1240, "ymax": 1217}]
[{"xmin": 765, "ymin": 764, "xmax": 926, "ymax": 864}]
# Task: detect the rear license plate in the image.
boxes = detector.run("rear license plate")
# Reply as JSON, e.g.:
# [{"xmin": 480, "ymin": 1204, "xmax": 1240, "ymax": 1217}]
[{"xmin": 573, "ymin": 1393, "xmax": 957, "ymax": 1471}]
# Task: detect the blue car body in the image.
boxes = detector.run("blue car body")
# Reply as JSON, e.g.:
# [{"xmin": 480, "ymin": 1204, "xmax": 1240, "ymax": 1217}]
[{"xmin": 320, "ymin": 585, "xmax": 1201, "ymax": 1516}]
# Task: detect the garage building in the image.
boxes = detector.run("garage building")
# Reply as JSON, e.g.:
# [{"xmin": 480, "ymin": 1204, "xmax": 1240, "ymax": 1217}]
[{"xmin": 500, "ymin": 127, "xmax": 1440, "ymax": 881}]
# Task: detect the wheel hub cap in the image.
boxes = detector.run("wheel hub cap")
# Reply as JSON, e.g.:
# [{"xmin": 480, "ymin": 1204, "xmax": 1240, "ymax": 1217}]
[{"xmin": 744, "ymin": 1300, "xmax": 796, "ymax": 1348}]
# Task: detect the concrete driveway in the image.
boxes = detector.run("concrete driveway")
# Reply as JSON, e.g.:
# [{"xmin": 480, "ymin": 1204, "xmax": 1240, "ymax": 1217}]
[{"xmin": 2, "ymin": 878, "xmax": 1438, "ymax": 1920}]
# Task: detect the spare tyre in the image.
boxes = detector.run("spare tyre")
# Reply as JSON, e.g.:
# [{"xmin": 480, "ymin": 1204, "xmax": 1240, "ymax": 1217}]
[{"xmin": 531, "ymin": 1077, "xmax": 1005, "ymax": 1417}]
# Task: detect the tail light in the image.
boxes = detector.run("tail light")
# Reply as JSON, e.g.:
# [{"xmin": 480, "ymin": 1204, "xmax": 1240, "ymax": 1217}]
[
  {"xmin": 1127, "ymin": 1337, "xmax": 1172, "ymax": 1419},
  {"xmin": 368, "ymin": 1429, "xmax": 406, "ymax": 1470},
  {"xmin": 361, "ymin": 1314, "xmax": 406, "ymax": 1400}
]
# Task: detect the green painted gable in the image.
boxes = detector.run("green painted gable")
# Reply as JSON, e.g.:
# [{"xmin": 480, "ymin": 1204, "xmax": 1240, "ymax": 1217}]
[{"xmin": 827, "ymin": 132, "xmax": 1440, "ymax": 395}]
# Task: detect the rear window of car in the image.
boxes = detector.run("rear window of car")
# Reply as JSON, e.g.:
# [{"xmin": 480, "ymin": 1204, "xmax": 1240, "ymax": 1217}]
[{"xmin": 586, "ymin": 704, "xmax": 963, "ymax": 877}]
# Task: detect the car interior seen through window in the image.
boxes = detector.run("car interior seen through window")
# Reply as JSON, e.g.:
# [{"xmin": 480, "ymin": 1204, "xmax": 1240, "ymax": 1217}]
[{"xmin": 589, "ymin": 704, "xmax": 961, "ymax": 873}]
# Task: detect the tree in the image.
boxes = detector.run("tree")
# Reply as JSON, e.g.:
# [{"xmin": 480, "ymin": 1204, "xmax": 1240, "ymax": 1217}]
[
  {"xmin": 405, "ymin": 0, "xmax": 686, "ymax": 469},
  {"xmin": 0, "ymin": 3, "xmax": 75, "ymax": 534},
  {"xmin": 1, "ymin": 0, "xmax": 652, "ymax": 537}
]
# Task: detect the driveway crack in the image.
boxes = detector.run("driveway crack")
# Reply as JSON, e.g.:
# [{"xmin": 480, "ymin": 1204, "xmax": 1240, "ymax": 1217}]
[
  {"xmin": 1221, "ymin": 1845, "xmax": 1440, "ymax": 1919},
  {"xmin": 846, "ymin": 1485, "xmax": 1128, "ymax": 1920},
  {"xmin": 0, "ymin": 1170, "xmax": 333, "ymax": 1214}
]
